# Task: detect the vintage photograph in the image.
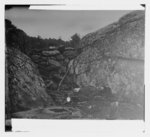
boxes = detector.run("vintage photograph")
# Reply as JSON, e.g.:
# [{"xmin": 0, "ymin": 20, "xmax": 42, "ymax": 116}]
[{"xmin": 5, "ymin": 5, "xmax": 145, "ymax": 127}]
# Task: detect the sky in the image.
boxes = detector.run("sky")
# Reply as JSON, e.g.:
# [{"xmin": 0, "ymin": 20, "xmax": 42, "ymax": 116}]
[{"xmin": 5, "ymin": 7, "xmax": 131, "ymax": 41}]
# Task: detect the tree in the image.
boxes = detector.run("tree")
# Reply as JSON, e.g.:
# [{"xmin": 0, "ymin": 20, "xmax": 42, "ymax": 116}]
[{"xmin": 70, "ymin": 33, "xmax": 81, "ymax": 48}]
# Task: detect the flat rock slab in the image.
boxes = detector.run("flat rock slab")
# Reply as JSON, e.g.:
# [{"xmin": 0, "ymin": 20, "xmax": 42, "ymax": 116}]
[
  {"xmin": 11, "ymin": 100, "xmax": 144, "ymax": 120},
  {"xmin": 12, "ymin": 106, "xmax": 83, "ymax": 119}
]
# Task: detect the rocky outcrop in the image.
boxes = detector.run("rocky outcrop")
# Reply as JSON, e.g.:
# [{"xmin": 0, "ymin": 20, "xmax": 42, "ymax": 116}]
[
  {"xmin": 30, "ymin": 45, "xmax": 79, "ymax": 94},
  {"xmin": 70, "ymin": 10, "xmax": 145, "ymax": 115},
  {"xmin": 6, "ymin": 47, "xmax": 53, "ymax": 114}
]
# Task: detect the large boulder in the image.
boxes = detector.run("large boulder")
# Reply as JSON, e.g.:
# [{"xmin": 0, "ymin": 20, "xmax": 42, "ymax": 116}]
[
  {"xmin": 71, "ymin": 11, "xmax": 145, "ymax": 107},
  {"xmin": 6, "ymin": 48, "xmax": 53, "ymax": 113},
  {"xmin": 80, "ymin": 11, "xmax": 144, "ymax": 60}
]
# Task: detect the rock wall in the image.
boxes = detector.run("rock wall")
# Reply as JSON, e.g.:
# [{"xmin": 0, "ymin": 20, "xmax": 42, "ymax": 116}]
[
  {"xmin": 6, "ymin": 48, "xmax": 53, "ymax": 114},
  {"xmin": 71, "ymin": 10, "xmax": 145, "ymax": 104}
]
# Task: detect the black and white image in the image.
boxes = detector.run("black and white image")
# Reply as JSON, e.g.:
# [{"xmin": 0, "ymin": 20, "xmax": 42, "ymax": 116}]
[{"xmin": 5, "ymin": 5, "xmax": 145, "ymax": 128}]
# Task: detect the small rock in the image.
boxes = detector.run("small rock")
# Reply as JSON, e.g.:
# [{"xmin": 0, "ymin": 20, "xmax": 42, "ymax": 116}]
[
  {"xmin": 73, "ymin": 88, "xmax": 80, "ymax": 92},
  {"xmin": 111, "ymin": 101, "xmax": 119, "ymax": 107},
  {"xmin": 42, "ymin": 50, "xmax": 60, "ymax": 56},
  {"xmin": 100, "ymin": 87, "xmax": 104, "ymax": 90},
  {"xmin": 88, "ymin": 105, "xmax": 92, "ymax": 109},
  {"xmin": 49, "ymin": 46, "xmax": 57, "ymax": 50},
  {"xmin": 66, "ymin": 97, "xmax": 71, "ymax": 102},
  {"xmin": 72, "ymin": 110, "xmax": 82, "ymax": 118}
]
